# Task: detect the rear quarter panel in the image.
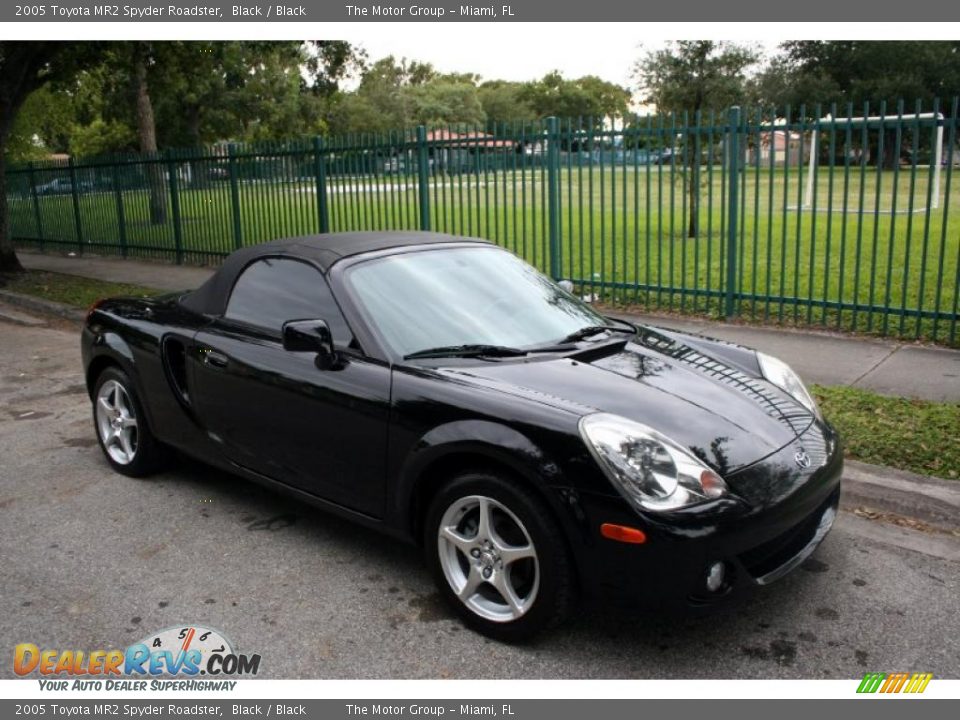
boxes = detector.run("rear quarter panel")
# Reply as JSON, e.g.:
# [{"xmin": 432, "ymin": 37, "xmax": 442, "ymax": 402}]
[{"xmin": 83, "ymin": 296, "xmax": 214, "ymax": 460}]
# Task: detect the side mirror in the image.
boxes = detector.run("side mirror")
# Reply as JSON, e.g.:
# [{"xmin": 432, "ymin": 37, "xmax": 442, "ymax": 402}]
[
  {"xmin": 557, "ymin": 280, "xmax": 575, "ymax": 294},
  {"xmin": 282, "ymin": 319, "xmax": 344, "ymax": 370}
]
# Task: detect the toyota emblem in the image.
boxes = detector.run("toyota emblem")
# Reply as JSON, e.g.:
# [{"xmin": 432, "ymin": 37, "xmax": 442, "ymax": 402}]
[{"xmin": 794, "ymin": 450, "xmax": 812, "ymax": 469}]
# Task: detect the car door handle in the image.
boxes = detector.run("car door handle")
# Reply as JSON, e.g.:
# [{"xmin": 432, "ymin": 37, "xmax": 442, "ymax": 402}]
[{"xmin": 203, "ymin": 349, "xmax": 229, "ymax": 369}]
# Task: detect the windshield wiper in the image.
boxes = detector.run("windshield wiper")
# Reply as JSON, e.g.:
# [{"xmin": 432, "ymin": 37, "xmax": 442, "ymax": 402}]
[
  {"xmin": 404, "ymin": 344, "xmax": 529, "ymax": 360},
  {"xmin": 558, "ymin": 323, "xmax": 636, "ymax": 344}
]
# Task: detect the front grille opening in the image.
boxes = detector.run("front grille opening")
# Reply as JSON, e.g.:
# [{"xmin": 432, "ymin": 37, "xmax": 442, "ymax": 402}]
[{"xmin": 739, "ymin": 489, "xmax": 839, "ymax": 579}]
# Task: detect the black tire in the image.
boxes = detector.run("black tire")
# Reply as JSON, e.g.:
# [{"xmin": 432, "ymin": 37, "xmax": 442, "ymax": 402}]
[
  {"xmin": 92, "ymin": 366, "xmax": 166, "ymax": 477},
  {"xmin": 424, "ymin": 469, "xmax": 577, "ymax": 642}
]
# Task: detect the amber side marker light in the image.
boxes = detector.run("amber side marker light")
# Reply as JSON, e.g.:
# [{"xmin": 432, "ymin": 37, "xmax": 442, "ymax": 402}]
[{"xmin": 600, "ymin": 523, "xmax": 647, "ymax": 544}]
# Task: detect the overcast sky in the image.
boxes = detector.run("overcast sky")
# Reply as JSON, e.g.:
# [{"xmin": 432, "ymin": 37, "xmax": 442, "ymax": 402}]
[
  {"xmin": 347, "ymin": 33, "xmax": 780, "ymax": 91},
  {"xmin": 350, "ymin": 31, "xmax": 653, "ymax": 88}
]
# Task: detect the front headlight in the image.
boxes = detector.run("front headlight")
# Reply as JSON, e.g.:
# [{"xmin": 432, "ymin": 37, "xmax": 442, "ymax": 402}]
[
  {"xmin": 579, "ymin": 414, "xmax": 729, "ymax": 512},
  {"xmin": 756, "ymin": 352, "xmax": 821, "ymax": 419}
]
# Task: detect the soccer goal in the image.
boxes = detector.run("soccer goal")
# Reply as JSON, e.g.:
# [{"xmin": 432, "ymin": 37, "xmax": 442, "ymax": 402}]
[{"xmin": 797, "ymin": 112, "xmax": 944, "ymax": 214}]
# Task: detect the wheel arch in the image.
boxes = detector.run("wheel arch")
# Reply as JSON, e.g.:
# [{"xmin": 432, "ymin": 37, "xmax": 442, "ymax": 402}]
[
  {"xmin": 85, "ymin": 354, "xmax": 123, "ymax": 398},
  {"xmin": 84, "ymin": 333, "xmax": 159, "ymax": 434},
  {"xmin": 398, "ymin": 420, "xmax": 587, "ymax": 554},
  {"xmin": 85, "ymin": 331, "xmax": 137, "ymax": 398}
]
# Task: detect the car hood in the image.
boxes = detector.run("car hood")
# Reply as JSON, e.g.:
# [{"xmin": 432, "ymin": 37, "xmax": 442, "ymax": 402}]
[{"xmin": 440, "ymin": 329, "xmax": 814, "ymax": 476}]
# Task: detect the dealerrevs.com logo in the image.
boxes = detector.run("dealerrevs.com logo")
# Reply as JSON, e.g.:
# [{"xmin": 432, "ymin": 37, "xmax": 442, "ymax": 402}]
[{"xmin": 14, "ymin": 625, "xmax": 261, "ymax": 691}]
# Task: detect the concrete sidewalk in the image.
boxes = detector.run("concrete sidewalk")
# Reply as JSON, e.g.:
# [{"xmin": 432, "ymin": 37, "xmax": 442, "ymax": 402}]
[{"xmin": 17, "ymin": 249, "xmax": 960, "ymax": 403}]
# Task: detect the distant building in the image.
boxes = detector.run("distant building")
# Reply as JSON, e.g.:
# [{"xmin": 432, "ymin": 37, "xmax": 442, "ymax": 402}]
[
  {"xmin": 750, "ymin": 129, "xmax": 808, "ymax": 166},
  {"xmin": 424, "ymin": 129, "xmax": 517, "ymax": 172}
]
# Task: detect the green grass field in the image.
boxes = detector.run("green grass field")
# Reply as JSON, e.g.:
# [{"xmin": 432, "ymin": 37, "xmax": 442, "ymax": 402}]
[
  {"xmin": 8, "ymin": 165, "xmax": 960, "ymax": 345},
  {"xmin": 0, "ymin": 270, "xmax": 160, "ymax": 308},
  {"xmin": 813, "ymin": 385, "xmax": 960, "ymax": 480}
]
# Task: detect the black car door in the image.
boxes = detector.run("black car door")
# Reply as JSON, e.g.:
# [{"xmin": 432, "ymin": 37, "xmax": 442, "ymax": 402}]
[{"xmin": 188, "ymin": 257, "xmax": 391, "ymax": 518}]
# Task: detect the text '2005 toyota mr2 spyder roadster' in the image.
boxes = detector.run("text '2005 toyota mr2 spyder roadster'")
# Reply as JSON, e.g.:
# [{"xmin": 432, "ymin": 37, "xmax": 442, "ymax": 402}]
[{"xmin": 82, "ymin": 231, "xmax": 841, "ymax": 640}]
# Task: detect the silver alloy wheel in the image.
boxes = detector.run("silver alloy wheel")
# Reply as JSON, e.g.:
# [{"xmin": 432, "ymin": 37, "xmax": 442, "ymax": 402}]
[
  {"xmin": 437, "ymin": 495, "xmax": 540, "ymax": 623},
  {"xmin": 95, "ymin": 379, "xmax": 139, "ymax": 465}
]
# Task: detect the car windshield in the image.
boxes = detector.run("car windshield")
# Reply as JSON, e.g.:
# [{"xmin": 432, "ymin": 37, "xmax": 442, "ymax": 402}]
[{"xmin": 345, "ymin": 246, "xmax": 609, "ymax": 358}]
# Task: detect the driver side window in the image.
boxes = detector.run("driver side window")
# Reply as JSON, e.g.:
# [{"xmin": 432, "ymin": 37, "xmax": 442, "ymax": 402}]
[{"xmin": 225, "ymin": 257, "xmax": 353, "ymax": 346}]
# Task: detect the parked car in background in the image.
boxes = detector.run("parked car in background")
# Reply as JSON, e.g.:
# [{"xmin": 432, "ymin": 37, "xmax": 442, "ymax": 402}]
[
  {"xmin": 36, "ymin": 178, "xmax": 93, "ymax": 195},
  {"xmin": 81, "ymin": 231, "xmax": 842, "ymax": 641}
]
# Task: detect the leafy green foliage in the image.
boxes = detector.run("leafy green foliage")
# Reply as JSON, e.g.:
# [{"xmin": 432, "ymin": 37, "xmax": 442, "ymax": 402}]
[
  {"xmin": 518, "ymin": 71, "xmax": 630, "ymax": 121},
  {"xmin": 477, "ymin": 81, "xmax": 537, "ymax": 127},
  {"xmin": 752, "ymin": 41, "xmax": 960, "ymax": 111},
  {"xmin": 634, "ymin": 41, "xmax": 759, "ymax": 116},
  {"xmin": 68, "ymin": 119, "xmax": 137, "ymax": 158}
]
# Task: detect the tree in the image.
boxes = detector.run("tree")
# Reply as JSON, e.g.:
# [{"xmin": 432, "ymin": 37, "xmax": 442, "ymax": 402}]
[
  {"xmin": 478, "ymin": 81, "xmax": 537, "ymax": 128},
  {"xmin": 327, "ymin": 56, "xmax": 488, "ymax": 134},
  {"xmin": 634, "ymin": 41, "xmax": 759, "ymax": 237},
  {"xmin": 302, "ymin": 41, "xmax": 367, "ymax": 98},
  {"xmin": 756, "ymin": 41, "xmax": 960, "ymax": 110},
  {"xmin": 5, "ymin": 85, "xmax": 79, "ymax": 161},
  {"xmin": 0, "ymin": 42, "xmax": 106, "ymax": 272},
  {"xmin": 751, "ymin": 41, "xmax": 960, "ymax": 167},
  {"xmin": 130, "ymin": 43, "xmax": 167, "ymax": 224},
  {"xmin": 520, "ymin": 71, "xmax": 631, "ymax": 122},
  {"xmin": 68, "ymin": 118, "xmax": 136, "ymax": 158},
  {"xmin": 408, "ymin": 81, "xmax": 486, "ymax": 127}
]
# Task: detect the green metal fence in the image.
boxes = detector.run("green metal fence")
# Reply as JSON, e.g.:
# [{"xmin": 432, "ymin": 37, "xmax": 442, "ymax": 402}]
[{"xmin": 7, "ymin": 99, "xmax": 960, "ymax": 345}]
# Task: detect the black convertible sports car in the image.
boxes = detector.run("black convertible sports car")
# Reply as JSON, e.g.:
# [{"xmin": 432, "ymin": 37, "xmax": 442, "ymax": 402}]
[{"xmin": 82, "ymin": 231, "xmax": 842, "ymax": 640}]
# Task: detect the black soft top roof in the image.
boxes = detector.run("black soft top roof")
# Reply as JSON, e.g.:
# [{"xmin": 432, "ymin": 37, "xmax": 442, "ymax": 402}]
[{"xmin": 180, "ymin": 231, "xmax": 490, "ymax": 316}]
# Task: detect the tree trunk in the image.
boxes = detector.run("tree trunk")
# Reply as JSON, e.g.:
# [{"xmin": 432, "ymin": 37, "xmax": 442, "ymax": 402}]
[
  {"xmin": 0, "ymin": 147, "xmax": 24, "ymax": 273},
  {"xmin": 135, "ymin": 45, "xmax": 167, "ymax": 225},
  {"xmin": 186, "ymin": 104, "xmax": 206, "ymax": 189},
  {"xmin": 870, "ymin": 129, "xmax": 899, "ymax": 169},
  {"xmin": 687, "ymin": 165, "xmax": 699, "ymax": 238},
  {"xmin": 187, "ymin": 104, "xmax": 202, "ymax": 148},
  {"xmin": 882, "ymin": 128, "xmax": 898, "ymax": 169}
]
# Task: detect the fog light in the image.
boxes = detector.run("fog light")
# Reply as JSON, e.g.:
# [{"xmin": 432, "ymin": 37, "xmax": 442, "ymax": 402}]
[{"xmin": 706, "ymin": 562, "xmax": 726, "ymax": 592}]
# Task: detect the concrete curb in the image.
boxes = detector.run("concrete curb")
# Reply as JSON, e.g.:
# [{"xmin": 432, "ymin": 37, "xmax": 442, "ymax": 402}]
[
  {"xmin": 840, "ymin": 459, "xmax": 960, "ymax": 529},
  {"xmin": 0, "ymin": 289, "xmax": 85, "ymax": 323}
]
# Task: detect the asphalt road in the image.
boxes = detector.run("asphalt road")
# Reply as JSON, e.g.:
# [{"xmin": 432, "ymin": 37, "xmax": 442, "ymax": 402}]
[{"xmin": 1, "ymin": 312, "xmax": 958, "ymax": 680}]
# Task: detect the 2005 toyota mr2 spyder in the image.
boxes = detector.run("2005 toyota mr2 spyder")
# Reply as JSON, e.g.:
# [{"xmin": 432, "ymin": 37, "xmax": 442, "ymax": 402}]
[{"xmin": 82, "ymin": 231, "xmax": 842, "ymax": 640}]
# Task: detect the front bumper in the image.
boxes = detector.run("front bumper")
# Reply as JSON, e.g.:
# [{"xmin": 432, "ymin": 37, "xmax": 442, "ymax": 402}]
[{"xmin": 573, "ymin": 420, "xmax": 843, "ymax": 609}]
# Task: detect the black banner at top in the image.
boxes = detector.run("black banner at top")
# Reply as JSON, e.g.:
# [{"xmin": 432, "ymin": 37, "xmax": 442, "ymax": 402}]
[{"xmin": 2, "ymin": 0, "xmax": 959, "ymax": 22}]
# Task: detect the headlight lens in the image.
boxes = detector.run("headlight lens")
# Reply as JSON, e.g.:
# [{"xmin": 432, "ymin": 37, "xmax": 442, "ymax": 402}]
[
  {"xmin": 756, "ymin": 352, "xmax": 821, "ymax": 419},
  {"xmin": 579, "ymin": 414, "xmax": 728, "ymax": 512}
]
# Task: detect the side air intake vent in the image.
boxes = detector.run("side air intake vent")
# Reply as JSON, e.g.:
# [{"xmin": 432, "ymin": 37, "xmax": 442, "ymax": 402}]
[{"xmin": 161, "ymin": 335, "xmax": 191, "ymax": 407}]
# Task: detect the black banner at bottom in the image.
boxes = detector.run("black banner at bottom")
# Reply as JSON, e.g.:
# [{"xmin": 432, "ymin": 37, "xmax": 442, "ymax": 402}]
[{"xmin": 1, "ymin": 699, "xmax": 957, "ymax": 720}]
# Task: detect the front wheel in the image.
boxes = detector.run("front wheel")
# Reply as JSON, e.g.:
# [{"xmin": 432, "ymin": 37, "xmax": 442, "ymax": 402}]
[
  {"xmin": 93, "ymin": 367, "xmax": 166, "ymax": 477},
  {"xmin": 424, "ymin": 471, "xmax": 576, "ymax": 641}
]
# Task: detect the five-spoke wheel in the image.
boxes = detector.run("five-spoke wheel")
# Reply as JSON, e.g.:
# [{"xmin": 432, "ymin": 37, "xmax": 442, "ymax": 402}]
[
  {"xmin": 96, "ymin": 378, "xmax": 139, "ymax": 465},
  {"xmin": 92, "ymin": 367, "xmax": 166, "ymax": 477},
  {"xmin": 426, "ymin": 470, "xmax": 575, "ymax": 641},
  {"xmin": 438, "ymin": 495, "xmax": 540, "ymax": 622}
]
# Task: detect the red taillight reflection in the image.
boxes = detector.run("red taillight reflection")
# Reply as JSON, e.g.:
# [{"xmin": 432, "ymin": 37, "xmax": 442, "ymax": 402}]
[{"xmin": 86, "ymin": 298, "xmax": 106, "ymax": 323}]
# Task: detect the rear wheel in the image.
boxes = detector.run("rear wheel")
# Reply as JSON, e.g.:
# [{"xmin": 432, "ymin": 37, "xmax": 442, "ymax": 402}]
[
  {"xmin": 424, "ymin": 470, "xmax": 576, "ymax": 641},
  {"xmin": 93, "ymin": 367, "xmax": 166, "ymax": 477}
]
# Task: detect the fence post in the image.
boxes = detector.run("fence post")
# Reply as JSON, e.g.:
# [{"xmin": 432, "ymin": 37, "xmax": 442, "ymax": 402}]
[
  {"xmin": 113, "ymin": 158, "xmax": 128, "ymax": 258},
  {"xmin": 67, "ymin": 157, "xmax": 84, "ymax": 254},
  {"xmin": 546, "ymin": 116, "xmax": 562, "ymax": 280},
  {"xmin": 167, "ymin": 152, "xmax": 184, "ymax": 264},
  {"xmin": 228, "ymin": 143, "xmax": 243, "ymax": 249},
  {"xmin": 27, "ymin": 162, "xmax": 44, "ymax": 251},
  {"xmin": 312, "ymin": 136, "xmax": 330, "ymax": 234},
  {"xmin": 725, "ymin": 106, "xmax": 741, "ymax": 319},
  {"xmin": 416, "ymin": 125, "xmax": 431, "ymax": 231}
]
